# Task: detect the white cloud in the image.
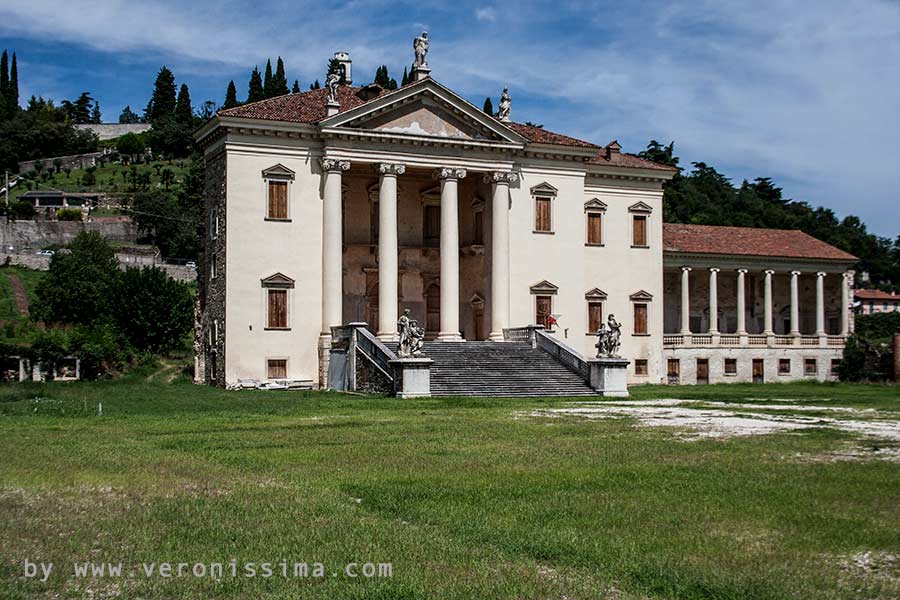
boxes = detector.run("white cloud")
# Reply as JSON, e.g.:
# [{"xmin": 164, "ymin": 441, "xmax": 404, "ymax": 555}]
[{"xmin": 475, "ymin": 7, "xmax": 496, "ymax": 22}]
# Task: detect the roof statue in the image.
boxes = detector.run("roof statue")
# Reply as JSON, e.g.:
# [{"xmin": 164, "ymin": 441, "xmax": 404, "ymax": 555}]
[
  {"xmin": 325, "ymin": 70, "xmax": 340, "ymax": 106},
  {"xmin": 497, "ymin": 88, "xmax": 511, "ymax": 122},
  {"xmin": 413, "ymin": 32, "xmax": 430, "ymax": 68}
]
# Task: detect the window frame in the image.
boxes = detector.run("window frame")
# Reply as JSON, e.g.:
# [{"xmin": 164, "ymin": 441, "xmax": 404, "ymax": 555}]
[
  {"xmin": 530, "ymin": 280, "xmax": 559, "ymax": 332},
  {"xmin": 209, "ymin": 206, "xmax": 218, "ymax": 240},
  {"xmin": 584, "ymin": 198, "xmax": 607, "ymax": 246},
  {"xmin": 267, "ymin": 358, "xmax": 288, "ymax": 380},
  {"xmin": 585, "ymin": 288, "xmax": 607, "ymax": 335},
  {"xmin": 628, "ymin": 201, "xmax": 653, "ymax": 248},
  {"xmin": 630, "ymin": 290, "xmax": 653, "ymax": 336},
  {"xmin": 778, "ymin": 358, "xmax": 792, "ymax": 375},
  {"xmin": 261, "ymin": 273, "xmax": 295, "ymax": 331},
  {"xmin": 724, "ymin": 358, "xmax": 737, "ymax": 376},
  {"xmin": 634, "ymin": 359, "xmax": 648, "ymax": 376},
  {"xmin": 531, "ymin": 183, "xmax": 557, "ymax": 235},
  {"xmin": 261, "ymin": 164, "xmax": 295, "ymax": 222},
  {"xmin": 804, "ymin": 358, "xmax": 818, "ymax": 376}
]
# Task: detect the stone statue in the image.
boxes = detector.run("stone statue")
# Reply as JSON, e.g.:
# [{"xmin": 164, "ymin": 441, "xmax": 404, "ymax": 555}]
[
  {"xmin": 595, "ymin": 314, "xmax": 622, "ymax": 358},
  {"xmin": 497, "ymin": 88, "xmax": 511, "ymax": 121},
  {"xmin": 414, "ymin": 31, "xmax": 430, "ymax": 68},
  {"xmin": 325, "ymin": 71, "xmax": 340, "ymax": 105},
  {"xmin": 398, "ymin": 308, "xmax": 425, "ymax": 357}
]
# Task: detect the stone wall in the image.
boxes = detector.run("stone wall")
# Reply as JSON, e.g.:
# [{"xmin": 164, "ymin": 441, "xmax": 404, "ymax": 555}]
[
  {"xmin": 200, "ymin": 150, "xmax": 227, "ymax": 387},
  {"xmin": 1, "ymin": 219, "xmax": 139, "ymax": 251},
  {"xmin": 18, "ymin": 151, "xmax": 107, "ymax": 174},
  {"xmin": 1, "ymin": 254, "xmax": 196, "ymax": 282}
]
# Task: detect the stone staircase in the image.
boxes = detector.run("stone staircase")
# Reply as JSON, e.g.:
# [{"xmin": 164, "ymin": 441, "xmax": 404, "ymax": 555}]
[{"xmin": 404, "ymin": 341, "xmax": 597, "ymax": 397}]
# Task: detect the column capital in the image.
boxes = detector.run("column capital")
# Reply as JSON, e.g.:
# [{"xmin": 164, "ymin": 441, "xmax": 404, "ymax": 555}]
[
  {"xmin": 816, "ymin": 271, "xmax": 827, "ymax": 278},
  {"xmin": 320, "ymin": 158, "xmax": 350, "ymax": 172},
  {"xmin": 764, "ymin": 269, "xmax": 776, "ymax": 276},
  {"xmin": 681, "ymin": 266, "xmax": 692, "ymax": 272},
  {"xmin": 483, "ymin": 171, "xmax": 518, "ymax": 185},
  {"xmin": 842, "ymin": 271, "xmax": 852, "ymax": 280},
  {"xmin": 709, "ymin": 267, "xmax": 720, "ymax": 273},
  {"xmin": 736, "ymin": 268, "xmax": 748, "ymax": 274},
  {"xmin": 375, "ymin": 163, "xmax": 405, "ymax": 176},
  {"xmin": 433, "ymin": 167, "xmax": 466, "ymax": 181},
  {"xmin": 791, "ymin": 270, "xmax": 802, "ymax": 276}
]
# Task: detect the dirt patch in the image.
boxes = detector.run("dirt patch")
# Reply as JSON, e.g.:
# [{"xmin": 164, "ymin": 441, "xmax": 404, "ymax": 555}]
[
  {"xmin": 6, "ymin": 272, "xmax": 30, "ymax": 317},
  {"xmin": 520, "ymin": 400, "xmax": 900, "ymax": 441},
  {"xmin": 840, "ymin": 551, "xmax": 900, "ymax": 583},
  {"xmin": 796, "ymin": 444, "xmax": 900, "ymax": 464}
]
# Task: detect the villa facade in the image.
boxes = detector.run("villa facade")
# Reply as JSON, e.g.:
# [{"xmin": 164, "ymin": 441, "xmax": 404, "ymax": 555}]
[{"xmin": 194, "ymin": 48, "xmax": 856, "ymax": 391}]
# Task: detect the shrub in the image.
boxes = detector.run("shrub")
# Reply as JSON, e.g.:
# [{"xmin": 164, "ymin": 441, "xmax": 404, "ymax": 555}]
[
  {"xmin": 29, "ymin": 328, "xmax": 70, "ymax": 381},
  {"xmin": 56, "ymin": 208, "xmax": 83, "ymax": 221},
  {"xmin": 855, "ymin": 312, "xmax": 900, "ymax": 343},
  {"xmin": 70, "ymin": 322, "xmax": 131, "ymax": 380},
  {"xmin": 111, "ymin": 266, "xmax": 194, "ymax": 353}
]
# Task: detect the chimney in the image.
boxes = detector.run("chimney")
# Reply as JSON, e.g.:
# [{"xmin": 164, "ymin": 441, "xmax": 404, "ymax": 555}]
[
  {"xmin": 605, "ymin": 140, "xmax": 621, "ymax": 160},
  {"xmin": 333, "ymin": 52, "xmax": 352, "ymax": 85}
]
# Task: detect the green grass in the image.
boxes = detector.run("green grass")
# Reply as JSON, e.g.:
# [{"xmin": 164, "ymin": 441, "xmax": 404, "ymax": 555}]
[{"xmin": 1, "ymin": 381, "xmax": 898, "ymax": 599}]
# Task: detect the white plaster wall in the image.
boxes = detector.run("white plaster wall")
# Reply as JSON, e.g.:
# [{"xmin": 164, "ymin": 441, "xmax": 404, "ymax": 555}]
[
  {"xmin": 663, "ymin": 347, "xmax": 843, "ymax": 384},
  {"xmin": 223, "ymin": 140, "xmax": 323, "ymax": 384}
]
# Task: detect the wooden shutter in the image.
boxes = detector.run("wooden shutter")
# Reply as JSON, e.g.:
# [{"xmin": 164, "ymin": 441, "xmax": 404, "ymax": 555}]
[
  {"xmin": 536, "ymin": 296, "xmax": 552, "ymax": 329},
  {"xmin": 267, "ymin": 359, "xmax": 287, "ymax": 379},
  {"xmin": 633, "ymin": 215, "xmax": 647, "ymax": 246},
  {"xmin": 634, "ymin": 303, "xmax": 648, "ymax": 334},
  {"xmin": 587, "ymin": 213, "xmax": 602, "ymax": 244},
  {"xmin": 588, "ymin": 302, "xmax": 603, "ymax": 332},
  {"xmin": 635, "ymin": 360, "xmax": 648, "ymax": 375},
  {"xmin": 535, "ymin": 197, "xmax": 551, "ymax": 232},
  {"xmin": 268, "ymin": 181, "xmax": 288, "ymax": 219},
  {"xmin": 268, "ymin": 289, "xmax": 288, "ymax": 328}
]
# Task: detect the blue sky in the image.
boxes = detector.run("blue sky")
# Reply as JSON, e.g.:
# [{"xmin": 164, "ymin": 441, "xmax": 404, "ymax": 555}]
[{"xmin": 1, "ymin": 0, "xmax": 899, "ymax": 238}]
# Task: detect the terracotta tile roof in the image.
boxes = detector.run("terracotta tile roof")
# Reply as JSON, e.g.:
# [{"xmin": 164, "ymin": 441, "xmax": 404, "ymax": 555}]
[
  {"xmin": 855, "ymin": 289, "xmax": 899, "ymax": 300},
  {"xmin": 506, "ymin": 122, "xmax": 599, "ymax": 148},
  {"xmin": 586, "ymin": 149, "xmax": 678, "ymax": 171},
  {"xmin": 663, "ymin": 223, "xmax": 858, "ymax": 262},
  {"xmin": 218, "ymin": 86, "xmax": 381, "ymax": 123}
]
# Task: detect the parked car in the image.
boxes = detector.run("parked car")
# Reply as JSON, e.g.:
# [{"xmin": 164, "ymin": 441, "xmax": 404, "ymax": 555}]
[
  {"xmin": 36, "ymin": 250, "xmax": 55, "ymax": 257},
  {"xmin": 185, "ymin": 261, "xmax": 197, "ymax": 268}
]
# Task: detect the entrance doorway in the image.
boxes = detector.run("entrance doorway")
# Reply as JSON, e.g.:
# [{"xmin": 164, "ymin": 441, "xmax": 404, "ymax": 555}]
[
  {"xmin": 696, "ymin": 358, "xmax": 709, "ymax": 385},
  {"xmin": 752, "ymin": 359, "xmax": 765, "ymax": 383},
  {"xmin": 425, "ymin": 283, "xmax": 440, "ymax": 337}
]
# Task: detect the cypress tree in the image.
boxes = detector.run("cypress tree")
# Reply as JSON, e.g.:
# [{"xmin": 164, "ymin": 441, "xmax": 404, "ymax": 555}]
[
  {"xmin": 400, "ymin": 66, "xmax": 409, "ymax": 86},
  {"xmin": 273, "ymin": 57, "xmax": 289, "ymax": 96},
  {"xmin": 310, "ymin": 79, "xmax": 320, "ymax": 90},
  {"xmin": 483, "ymin": 97, "xmax": 493, "ymax": 115},
  {"xmin": 144, "ymin": 66, "xmax": 177, "ymax": 124},
  {"xmin": 223, "ymin": 80, "xmax": 238, "ymax": 108},
  {"xmin": 247, "ymin": 67, "xmax": 264, "ymax": 102},
  {"xmin": 292, "ymin": 79, "xmax": 300, "ymax": 94},
  {"xmin": 91, "ymin": 101, "xmax": 102, "ymax": 123},
  {"xmin": 9, "ymin": 52, "xmax": 17, "ymax": 112},
  {"xmin": 263, "ymin": 59, "xmax": 274, "ymax": 98},
  {"xmin": 175, "ymin": 83, "xmax": 193, "ymax": 125},
  {"xmin": 0, "ymin": 51, "xmax": 8, "ymax": 117}
]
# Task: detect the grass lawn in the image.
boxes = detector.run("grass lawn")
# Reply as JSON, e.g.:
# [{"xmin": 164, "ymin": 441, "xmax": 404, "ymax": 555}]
[{"xmin": 1, "ymin": 380, "xmax": 898, "ymax": 599}]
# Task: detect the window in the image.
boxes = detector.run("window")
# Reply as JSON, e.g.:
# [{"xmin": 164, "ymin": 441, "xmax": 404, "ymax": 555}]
[
  {"xmin": 213, "ymin": 319, "xmax": 219, "ymax": 344},
  {"xmin": 536, "ymin": 296, "xmax": 553, "ymax": 330},
  {"xmin": 267, "ymin": 181, "xmax": 288, "ymax": 220},
  {"xmin": 531, "ymin": 183, "xmax": 557, "ymax": 234},
  {"xmin": 667, "ymin": 359, "xmax": 680, "ymax": 384},
  {"xmin": 423, "ymin": 205, "xmax": 440, "ymax": 246},
  {"xmin": 724, "ymin": 358, "xmax": 737, "ymax": 375},
  {"xmin": 778, "ymin": 358, "xmax": 791, "ymax": 375},
  {"xmin": 632, "ymin": 215, "xmax": 648, "ymax": 246},
  {"xmin": 633, "ymin": 303, "xmax": 648, "ymax": 335},
  {"xmin": 267, "ymin": 359, "xmax": 287, "ymax": 379},
  {"xmin": 696, "ymin": 358, "xmax": 709, "ymax": 384},
  {"xmin": 209, "ymin": 207, "xmax": 218, "ymax": 240},
  {"xmin": 588, "ymin": 302, "xmax": 603, "ymax": 333},
  {"xmin": 635, "ymin": 359, "xmax": 648, "ymax": 376},
  {"xmin": 267, "ymin": 290, "xmax": 288, "ymax": 329},
  {"xmin": 210, "ymin": 253, "xmax": 217, "ymax": 280},
  {"xmin": 261, "ymin": 273, "xmax": 294, "ymax": 330},
  {"xmin": 587, "ymin": 213, "xmax": 603, "ymax": 245},
  {"xmin": 830, "ymin": 359, "xmax": 841, "ymax": 375},
  {"xmin": 804, "ymin": 358, "xmax": 817, "ymax": 376}
]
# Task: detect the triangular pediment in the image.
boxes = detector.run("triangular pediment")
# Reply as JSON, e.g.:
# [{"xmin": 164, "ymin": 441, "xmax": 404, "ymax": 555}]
[
  {"xmin": 261, "ymin": 272, "xmax": 295, "ymax": 288},
  {"xmin": 585, "ymin": 288, "xmax": 608, "ymax": 300},
  {"xmin": 628, "ymin": 201, "xmax": 653, "ymax": 213},
  {"xmin": 530, "ymin": 280, "xmax": 559, "ymax": 295},
  {"xmin": 530, "ymin": 182, "xmax": 559, "ymax": 196},
  {"xmin": 261, "ymin": 164, "xmax": 295, "ymax": 180},
  {"xmin": 584, "ymin": 198, "xmax": 607, "ymax": 211},
  {"xmin": 629, "ymin": 289, "xmax": 654, "ymax": 301},
  {"xmin": 319, "ymin": 79, "xmax": 527, "ymax": 146}
]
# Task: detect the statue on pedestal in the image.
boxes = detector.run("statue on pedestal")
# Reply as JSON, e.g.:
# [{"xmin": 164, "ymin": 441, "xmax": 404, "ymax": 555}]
[
  {"xmin": 414, "ymin": 32, "xmax": 430, "ymax": 69},
  {"xmin": 398, "ymin": 308, "xmax": 425, "ymax": 357},
  {"xmin": 497, "ymin": 88, "xmax": 511, "ymax": 121},
  {"xmin": 595, "ymin": 314, "xmax": 622, "ymax": 358},
  {"xmin": 325, "ymin": 70, "xmax": 340, "ymax": 105}
]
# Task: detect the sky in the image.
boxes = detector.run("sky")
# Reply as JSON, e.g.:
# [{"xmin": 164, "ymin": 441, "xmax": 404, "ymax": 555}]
[{"xmin": 1, "ymin": 0, "xmax": 898, "ymax": 238}]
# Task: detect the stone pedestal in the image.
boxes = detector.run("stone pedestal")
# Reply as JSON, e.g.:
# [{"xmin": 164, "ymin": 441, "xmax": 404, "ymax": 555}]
[
  {"xmin": 389, "ymin": 358, "xmax": 433, "ymax": 398},
  {"xmin": 587, "ymin": 358, "xmax": 630, "ymax": 397}
]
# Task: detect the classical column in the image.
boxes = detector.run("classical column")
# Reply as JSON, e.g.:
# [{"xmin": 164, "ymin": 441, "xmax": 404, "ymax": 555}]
[
  {"xmin": 435, "ymin": 167, "xmax": 466, "ymax": 341},
  {"xmin": 815, "ymin": 272, "xmax": 826, "ymax": 336},
  {"xmin": 736, "ymin": 269, "xmax": 748, "ymax": 335},
  {"xmin": 840, "ymin": 272, "xmax": 850, "ymax": 336},
  {"xmin": 708, "ymin": 268, "xmax": 720, "ymax": 334},
  {"xmin": 790, "ymin": 270, "xmax": 801, "ymax": 335},
  {"xmin": 320, "ymin": 158, "xmax": 350, "ymax": 334},
  {"xmin": 763, "ymin": 269, "xmax": 775, "ymax": 335},
  {"xmin": 485, "ymin": 171, "xmax": 518, "ymax": 341},
  {"xmin": 680, "ymin": 267, "xmax": 692, "ymax": 335},
  {"xmin": 375, "ymin": 163, "xmax": 404, "ymax": 340}
]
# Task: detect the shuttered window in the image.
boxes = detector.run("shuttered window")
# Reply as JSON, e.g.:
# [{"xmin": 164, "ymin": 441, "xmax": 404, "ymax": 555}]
[
  {"xmin": 588, "ymin": 301, "xmax": 603, "ymax": 333},
  {"xmin": 267, "ymin": 289, "xmax": 288, "ymax": 328},
  {"xmin": 587, "ymin": 213, "xmax": 602, "ymax": 244},
  {"xmin": 423, "ymin": 205, "xmax": 440, "ymax": 246},
  {"xmin": 635, "ymin": 359, "xmax": 648, "ymax": 375},
  {"xmin": 267, "ymin": 359, "xmax": 287, "ymax": 379},
  {"xmin": 633, "ymin": 303, "xmax": 648, "ymax": 335},
  {"xmin": 536, "ymin": 295, "xmax": 552, "ymax": 329},
  {"xmin": 268, "ymin": 181, "xmax": 288, "ymax": 220},
  {"xmin": 535, "ymin": 196, "xmax": 552, "ymax": 232},
  {"xmin": 632, "ymin": 215, "xmax": 648, "ymax": 246}
]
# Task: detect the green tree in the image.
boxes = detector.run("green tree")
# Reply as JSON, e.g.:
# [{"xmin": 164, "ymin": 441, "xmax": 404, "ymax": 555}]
[
  {"xmin": 81, "ymin": 165, "xmax": 97, "ymax": 187},
  {"xmin": 118, "ymin": 104, "xmax": 141, "ymax": 124},
  {"xmin": 32, "ymin": 230, "xmax": 121, "ymax": 325},
  {"xmin": 223, "ymin": 80, "xmax": 239, "ymax": 108},
  {"xmin": 90, "ymin": 101, "xmax": 101, "ymax": 123},
  {"xmin": 292, "ymin": 79, "xmax": 300, "ymax": 94},
  {"xmin": 309, "ymin": 79, "xmax": 321, "ymax": 90},
  {"xmin": 175, "ymin": 83, "xmax": 193, "ymax": 125},
  {"xmin": 111, "ymin": 266, "xmax": 194, "ymax": 352},
  {"xmin": 247, "ymin": 67, "xmax": 264, "ymax": 102},
  {"xmin": 263, "ymin": 59, "xmax": 274, "ymax": 98},
  {"xmin": 9, "ymin": 200, "xmax": 35, "ymax": 220},
  {"xmin": 116, "ymin": 132, "xmax": 145, "ymax": 162},
  {"xmin": 0, "ymin": 51, "xmax": 8, "ymax": 118},
  {"xmin": 144, "ymin": 66, "xmax": 177, "ymax": 124},
  {"xmin": 273, "ymin": 57, "xmax": 289, "ymax": 96},
  {"xmin": 131, "ymin": 156, "xmax": 203, "ymax": 259},
  {"xmin": 52, "ymin": 157, "xmax": 63, "ymax": 173},
  {"xmin": 374, "ymin": 65, "xmax": 396, "ymax": 90},
  {"xmin": 160, "ymin": 167, "xmax": 175, "ymax": 190},
  {"xmin": 8, "ymin": 52, "xmax": 17, "ymax": 115},
  {"xmin": 483, "ymin": 97, "xmax": 493, "ymax": 115},
  {"xmin": 62, "ymin": 92, "xmax": 95, "ymax": 124}
]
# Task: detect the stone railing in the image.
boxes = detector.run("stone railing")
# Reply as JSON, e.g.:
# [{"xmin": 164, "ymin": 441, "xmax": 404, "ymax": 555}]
[
  {"xmin": 663, "ymin": 332, "xmax": 847, "ymax": 349},
  {"xmin": 505, "ymin": 326, "xmax": 590, "ymax": 381},
  {"xmin": 329, "ymin": 323, "xmax": 396, "ymax": 394}
]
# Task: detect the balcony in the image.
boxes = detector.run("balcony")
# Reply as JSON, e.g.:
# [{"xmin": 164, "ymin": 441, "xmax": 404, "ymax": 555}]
[{"xmin": 663, "ymin": 334, "xmax": 846, "ymax": 349}]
